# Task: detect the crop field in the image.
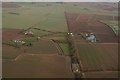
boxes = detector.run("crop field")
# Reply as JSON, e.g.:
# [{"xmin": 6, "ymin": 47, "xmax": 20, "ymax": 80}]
[
  {"xmin": 2, "ymin": 45, "xmax": 22, "ymax": 59},
  {"xmin": 2, "ymin": 2, "xmax": 68, "ymax": 32},
  {"xmin": 29, "ymin": 28, "xmax": 52, "ymax": 37},
  {"xmin": 74, "ymin": 36, "xmax": 118, "ymax": 73},
  {"xmin": 2, "ymin": 2, "xmax": 118, "ymax": 78},
  {"xmin": 100, "ymin": 20, "xmax": 119, "ymax": 36},
  {"xmin": 65, "ymin": 12, "xmax": 118, "ymax": 43},
  {"xmin": 65, "ymin": 9, "xmax": 118, "ymax": 78},
  {"xmin": 3, "ymin": 40, "xmax": 59, "ymax": 59},
  {"xmin": 2, "ymin": 28, "xmax": 73, "ymax": 78},
  {"xmin": 25, "ymin": 40, "xmax": 59, "ymax": 54},
  {"xmin": 59, "ymin": 43, "xmax": 70, "ymax": 55},
  {"xmin": 83, "ymin": 71, "xmax": 118, "ymax": 78},
  {"xmin": 77, "ymin": 43, "xmax": 118, "ymax": 72},
  {"xmin": 3, "ymin": 54, "xmax": 74, "ymax": 78},
  {"xmin": 2, "ymin": 29, "xmax": 59, "ymax": 57},
  {"xmin": 2, "ymin": 28, "xmax": 25, "ymax": 41}
]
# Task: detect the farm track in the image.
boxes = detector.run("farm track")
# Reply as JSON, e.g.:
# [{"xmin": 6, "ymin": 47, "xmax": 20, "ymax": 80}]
[{"xmin": 3, "ymin": 53, "xmax": 59, "ymax": 62}]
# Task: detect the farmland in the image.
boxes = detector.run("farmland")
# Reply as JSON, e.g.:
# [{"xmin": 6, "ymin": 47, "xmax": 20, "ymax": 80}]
[
  {"xmin": 65, "ymin": 12, "xmax": 118, "ymax": 43},
  {"xmin": 65, "ymin": 10, "xmax": 118, "ymax": 78},
  {"xmin": 3, "ymin": 54, "xmax": 74, "ymax": 78},
  {"xmin": 2, "ymin": 2, "xmax": 119, "ymax": 78},
  {"xmin": 2, "ymin": 28, "xmax": 74, "ymax": 78}
]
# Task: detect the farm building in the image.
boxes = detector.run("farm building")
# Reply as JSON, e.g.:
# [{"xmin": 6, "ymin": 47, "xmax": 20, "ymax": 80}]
[
  {"xmin": 68, "ymin": 33, "xmax": 74, "ymax": 37},
  {"xmin": 25, "ymin": 31, "xmax": 34, "ymax": 35},
  {"xmin": 86, "ymin": 33, "xmax": 96, "ymax": 42}
]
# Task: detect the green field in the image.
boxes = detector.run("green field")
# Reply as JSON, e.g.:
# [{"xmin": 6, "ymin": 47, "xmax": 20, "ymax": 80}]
[
  {"xmin": 30, "ymin": 28, "xmax": 52, "ymax": 36},
  {"xmin": 3, "ymin": 3, "xmax": 68, "ymax": 32},
  {"xmin": 59, "ymin": 43, "xmax": 70, "ymax": 55},
  {"xmin": 100, "ymin": 20, "xmax": 119, "ymax": 36},
  {"xmin": 76, "ymin": 43, "xmax": 118, "ymax": 71},
  {"xmin": 25, "ymin": 39, "xmax": 58, "ymax": 54},
  {"xmin": 3, "ymin": 2, "xmax": 118, "ymax": 31}
]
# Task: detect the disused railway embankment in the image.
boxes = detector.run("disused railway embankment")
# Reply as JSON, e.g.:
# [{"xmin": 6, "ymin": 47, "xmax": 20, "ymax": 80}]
[{"xmin": 65, "ymin": 11, "xmax": 84, "ymax": 79}]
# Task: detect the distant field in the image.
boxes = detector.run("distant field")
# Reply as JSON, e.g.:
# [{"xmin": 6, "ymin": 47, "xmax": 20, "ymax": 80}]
[
  {"xmin": 3, "ymin": 2, "xmax": 118, "ymax": 32},
  {"xmin": 2, "ymin": 2, "xmax": 68, "ymax": 32}
]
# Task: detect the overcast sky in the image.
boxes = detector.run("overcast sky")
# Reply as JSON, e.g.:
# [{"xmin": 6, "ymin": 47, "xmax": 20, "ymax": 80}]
[{"xmin": 1, "ymin": 0, "xmax": 120, "ymax": 2}]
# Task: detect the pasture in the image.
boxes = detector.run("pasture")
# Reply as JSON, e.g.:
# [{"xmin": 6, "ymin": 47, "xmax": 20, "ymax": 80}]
[
  {"xmin": 25, "ymin": 40, "xmax": 59, "ymax": 54},
  {"xmin": 2, "ymin": 2, "xmax": 68, "ymax": 32},
  {"xmin": 3, "ymin": 2, "xmax": 118, "ymax": 31},
  {"xmin": 100, "ymin": 20, "xmax": 119, "ymax": 36}
]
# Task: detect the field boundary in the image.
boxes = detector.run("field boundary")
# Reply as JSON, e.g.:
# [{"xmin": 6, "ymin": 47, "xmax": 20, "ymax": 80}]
[
  {"xmin": 51, "ymin": 40, "xmax": 64, "ymax": 55},
  {"xmin": 98, "ymin": 20, "xmax": 118, "ymax": 37}
]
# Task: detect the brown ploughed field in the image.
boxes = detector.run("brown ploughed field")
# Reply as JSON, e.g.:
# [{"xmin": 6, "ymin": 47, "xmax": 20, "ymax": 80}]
[
  {"xmin": 2, "ymin": 28, "xmax": 25, "ymax": 41},
  {"xmin": 65, "ymin": 12, "xmax": 118, "ymax": 78},
  {"xmin": 3, "ymin": 54, "xmax": 74, "ymax": 78},
  {"xmin": 65, "ymin": 12, "xmax": 118, "ymax": 43}
]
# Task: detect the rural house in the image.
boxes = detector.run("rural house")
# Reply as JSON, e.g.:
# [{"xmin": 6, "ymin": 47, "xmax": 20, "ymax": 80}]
[
  {"xmin": 86, "ymin": 33, "xmax": 96, "ymax": 42},
  {"xmin": 25, "ymin": 31, "xmax": 34, "ymax": 35}
]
